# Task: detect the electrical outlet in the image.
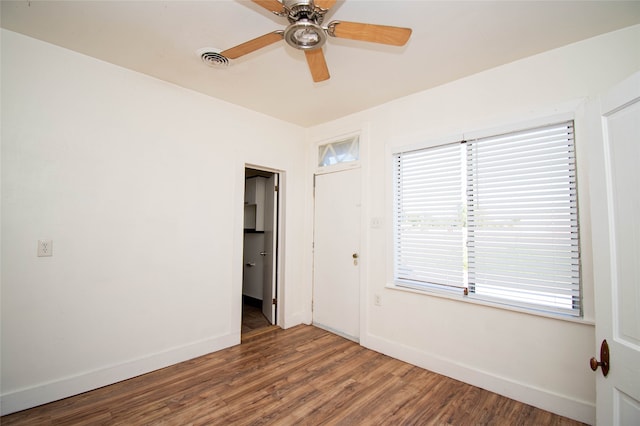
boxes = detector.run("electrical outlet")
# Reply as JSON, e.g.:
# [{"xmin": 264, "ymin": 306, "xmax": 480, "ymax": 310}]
[
  {"xmin": 374, "ymin": 293, "xmax": 382, "ymax": 306},
  {"xmin": 371, "ymin": 217, "xmax": 382, "ymax": 229},
  {"xmin": 38, "ymin": 239, "xmax": 53, "ymax": 257}
]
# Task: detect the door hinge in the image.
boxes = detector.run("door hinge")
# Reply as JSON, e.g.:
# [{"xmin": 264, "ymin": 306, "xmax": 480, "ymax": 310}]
[
  {"xmin": 274, "ymin": 185, "xmax": 279, "ymax": 192},
  {"xmin": 272, "ymin": 298, "xmax": 277, "ymax": 305}
]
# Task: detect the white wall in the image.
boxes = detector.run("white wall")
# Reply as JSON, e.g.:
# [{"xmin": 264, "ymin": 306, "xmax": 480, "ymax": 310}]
[
  {"xmin": 308, "ymin": 24, "xmax": 640, "ymax": 424},
  {"xmin": 3, "ymin": 22, "xmax": 639, "ymax": 422},
  {"xmin": 0, "ymin": 29, "xmax": 309, "ymax": 415}
]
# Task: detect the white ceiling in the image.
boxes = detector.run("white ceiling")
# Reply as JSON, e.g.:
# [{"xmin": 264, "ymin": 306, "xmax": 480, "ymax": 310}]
[{"xmin": 2, "ymin": 0, "xmax": 639, "ymax": 127}]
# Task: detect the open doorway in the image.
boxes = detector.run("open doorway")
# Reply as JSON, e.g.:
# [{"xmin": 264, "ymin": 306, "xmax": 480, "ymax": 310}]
[{"xmin": 242, "ymin": 167, "xmax": 280, "ymax": 336}]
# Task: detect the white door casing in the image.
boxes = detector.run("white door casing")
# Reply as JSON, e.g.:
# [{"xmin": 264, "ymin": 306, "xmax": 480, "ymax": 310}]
[
  {"xmin": 591, "ymin": 71, "xmax": 640, "ymax": 425},
  {"xmin": 313, "ymin": 168, "xmax": 361, "ymax": 341},
  {"xmin": 262, "ymin": 174, "xmax": 278, "ymax": 324}
]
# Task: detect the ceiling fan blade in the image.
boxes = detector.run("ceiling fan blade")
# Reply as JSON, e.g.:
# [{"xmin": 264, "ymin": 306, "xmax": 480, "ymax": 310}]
[
  {"xmin": 251, "ymin": 0, "xmax": 285, "ymax": 14},
  {"xmin": 221, "ymin": 31, "xmax": 284, "ymax": 59},
  {"xmin": 314, "ymin": 0, "xmax": 337, "ymax": 10},
  {"xmin": 305, "ymin": 49, "xmax": 330, "ymax": 82},
  {"xmin": 328, "ymin": 21, "xmax": 412, "ymax": 46}
]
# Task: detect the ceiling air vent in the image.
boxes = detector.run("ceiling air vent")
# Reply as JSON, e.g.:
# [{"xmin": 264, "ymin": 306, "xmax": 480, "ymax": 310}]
[{"xmin": 197, "ymin": 48, "xmax": 229, "ymax": 68}]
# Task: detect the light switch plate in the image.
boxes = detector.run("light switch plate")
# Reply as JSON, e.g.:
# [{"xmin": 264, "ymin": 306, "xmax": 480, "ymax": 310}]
[{"xmin": 38, "ymin": 239, "xmax": 53, "ymax": 257}]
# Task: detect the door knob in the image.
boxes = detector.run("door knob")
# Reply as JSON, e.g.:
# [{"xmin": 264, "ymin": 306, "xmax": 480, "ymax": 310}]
[
  {"xmin": 260, "ymin": 251, "xmax": 267, "ymax": 256},
  {"xmin": 590, "ymin": 339, "xmax": 610, "ymax": 377},
  {"xmin": 352, "ymin": 253, "xmax": 359, "ymax": 259}
]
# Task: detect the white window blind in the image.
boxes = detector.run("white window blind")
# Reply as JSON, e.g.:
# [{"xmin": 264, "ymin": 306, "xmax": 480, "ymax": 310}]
[
  {"xmin": 466, "ymin": 121, "xmax": 580, "ymax": 316},
  {"xmin": 394, "ymin": 142, "xmax": 465, "ymax": 291},
  {"xmin": 393, "ymin": 120, "xmax": 581, "ymax": 317}
]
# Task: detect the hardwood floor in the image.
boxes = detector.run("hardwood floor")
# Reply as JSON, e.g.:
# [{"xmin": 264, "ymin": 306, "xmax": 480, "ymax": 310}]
[
  {"xmin": 241, "ymin": 300, "xmax": 271, "ymax": 334},
  {"xmin": 2, "ymin": 325, "xmax": 587, "ymax": 425}
]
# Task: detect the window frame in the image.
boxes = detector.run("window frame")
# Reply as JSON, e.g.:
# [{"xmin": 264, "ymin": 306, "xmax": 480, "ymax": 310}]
[{"xmin": 388, "ymin": 113, "xmax": 585, "ymax": 320}]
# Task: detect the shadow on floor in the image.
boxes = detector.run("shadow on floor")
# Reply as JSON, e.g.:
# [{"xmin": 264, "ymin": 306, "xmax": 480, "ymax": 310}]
[{"xmin": 241, "ymin": 297, "xmax": 271, "ymax": 334}]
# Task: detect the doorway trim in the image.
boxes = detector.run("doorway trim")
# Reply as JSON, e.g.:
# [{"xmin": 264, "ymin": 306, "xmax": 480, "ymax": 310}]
[{"xmin": 238, "ymin": 163, "xmax": 285, "ymax": 336}]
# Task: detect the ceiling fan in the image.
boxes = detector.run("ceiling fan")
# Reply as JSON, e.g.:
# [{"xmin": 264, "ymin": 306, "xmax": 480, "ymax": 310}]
[{"xmin": 220, "ymin": 0, "xmax": 412, "ymax": 82}]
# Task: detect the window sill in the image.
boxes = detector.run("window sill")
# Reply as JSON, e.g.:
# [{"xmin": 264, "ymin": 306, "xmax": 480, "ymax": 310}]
[{"xmin": 385, "ymin": 282, "xmax": 595, "ymax": 326}]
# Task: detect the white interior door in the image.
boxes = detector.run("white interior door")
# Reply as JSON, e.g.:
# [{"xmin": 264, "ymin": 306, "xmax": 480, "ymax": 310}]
[
  {"xmin": 591, "ymin": 71, "xmax": 640, "ymax": 425},
  {"xmin": 313, "ymin": 168, "xmax": 361, "ymax": 341},
  {"xmin": 262, "ymin": 174, "xmax": 278, "ymax": 324}
]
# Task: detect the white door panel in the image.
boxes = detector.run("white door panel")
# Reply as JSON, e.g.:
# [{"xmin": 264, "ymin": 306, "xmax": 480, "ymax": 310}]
[
  {"xmin": 592, "ymin": 71, "xmax": 640, "ymax": 425},
  {"xmin": 313, "ymin": 168, "xmax": 361, "ymax": 341}
]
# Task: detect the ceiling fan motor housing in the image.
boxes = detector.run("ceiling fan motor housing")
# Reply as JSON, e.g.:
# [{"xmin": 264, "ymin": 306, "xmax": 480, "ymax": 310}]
[
  {"xmin": 283, "ymin": 0, "xmax": 328, "ymax": 50},
  {"xmin": 284, "ymin": 1, "xmax": 324, "ymax": 23}
]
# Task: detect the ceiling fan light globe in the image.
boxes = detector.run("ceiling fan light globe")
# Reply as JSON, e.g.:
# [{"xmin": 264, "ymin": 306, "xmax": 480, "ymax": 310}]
[
  {"xmin": 284, "ymin": 20, "xmax": 327, "ymax": 50},
  {"xmin": 295, "ymin": 28, "xmax": 319, "ymax": 44}
]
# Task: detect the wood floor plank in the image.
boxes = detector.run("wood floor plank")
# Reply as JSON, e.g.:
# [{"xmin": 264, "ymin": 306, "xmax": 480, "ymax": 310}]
[{"xmin": 1, "ymin": 325, "xmax": 588, "ymax": 426}]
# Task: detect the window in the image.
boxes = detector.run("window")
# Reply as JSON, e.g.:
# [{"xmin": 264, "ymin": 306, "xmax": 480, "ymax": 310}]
[
  {"xmin": 393, "ymin": 121, "xmax": 581, "ymax": 317},
  {"xmin": 318, "ymin": 136, "xmax": 359, "ymax": 167},
  {"xmin": 393, "ymin": 142, "xmax": 465, "ymax": 291}
]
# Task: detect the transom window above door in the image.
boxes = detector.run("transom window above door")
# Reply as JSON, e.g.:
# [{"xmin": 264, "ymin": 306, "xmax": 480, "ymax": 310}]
[{"xmin": 318, "ymin": 136, "xmax": 360, "ymax": 167}]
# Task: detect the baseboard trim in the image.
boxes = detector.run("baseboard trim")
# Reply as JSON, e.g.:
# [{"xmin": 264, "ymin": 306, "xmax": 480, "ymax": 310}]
[
  {"xmin": 364, "ymin": 333, "xmax": 595, "ymax": 425},
  {"xmin": 1, "ymin": 332, "xmax": 239, "ymax": 416},
  {"xmin": 283, "ymin": 311, "xmax": 308, "ymax": 329},
  {"xmin": 313, "ymin": 322, "xmax": 359, "ymax": 343}
]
